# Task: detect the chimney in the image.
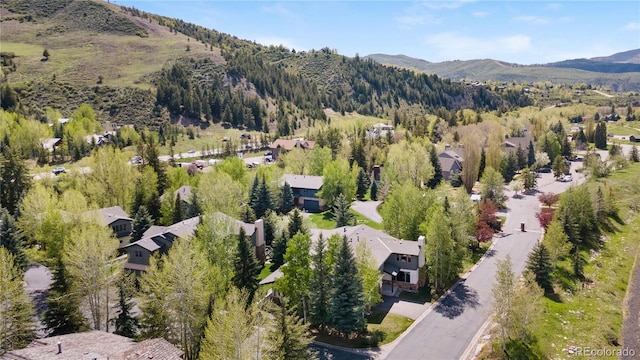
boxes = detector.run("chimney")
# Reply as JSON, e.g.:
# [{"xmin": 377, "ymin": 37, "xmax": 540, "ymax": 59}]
[{"xmin": 57, "ymin": 341, "xmax": 62, "ymax": 354}]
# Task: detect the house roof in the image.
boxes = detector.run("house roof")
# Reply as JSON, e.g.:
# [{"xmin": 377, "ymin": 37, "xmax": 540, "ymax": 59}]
[
  {"xmin": 282, "ymin": 174, "xmax": 324, "ymax": 190},
  {"xmin": 0, "ymin": 330, "xmax": 182, "ymax": 360},
  {"xmin": 261, "ymin": 225, "xmax": 423, "ymax": 285},
  {"xmin": 141, "ymin": 225, "xmax": 168, "ymax": 239},
  {"xmin": 270, "ymin": 138, "xmax": 315, "ymax": 151},
  {"xmin": 85, "ymin": 206, "xmax": 132, "ymax": 226},
  {"xmin": 175, "ymin": 185, "xmax": 192, "ymax": 203},
  {"xmin": 438, "ymin": 149, "xmax": 464, "ymax": 162},
  {"xmin": 165, "ymin": 216, "xmax": 200, "ymax": 239},
  {"xmin": 124, "ymin": 237, "xmax": 160, "ymax": 252},
  {"xmin": 40, "ymin": 138, "xmax": 61, "ymax": 152},
  {"xmin": 124, "ymin": 338, "xmax": 184, "ymax": 360},
  {"xmin": 312, "ymin": 225, "xmax": 421, "ymax": 269},
  {"xmin": 211, "ymin": 212, "xmax": 255, "ymax": 236}
]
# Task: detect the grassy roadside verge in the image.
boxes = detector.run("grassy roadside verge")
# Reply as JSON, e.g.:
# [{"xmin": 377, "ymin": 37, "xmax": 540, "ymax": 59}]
[{"xmin": 313, "ymin": 311, "xmax": 413, "ymax": 348}]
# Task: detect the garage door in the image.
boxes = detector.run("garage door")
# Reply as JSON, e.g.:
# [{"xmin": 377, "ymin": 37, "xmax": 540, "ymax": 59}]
[{"xmin": 303, "ymin": 199, "xmax": 320, "ymax": 212}]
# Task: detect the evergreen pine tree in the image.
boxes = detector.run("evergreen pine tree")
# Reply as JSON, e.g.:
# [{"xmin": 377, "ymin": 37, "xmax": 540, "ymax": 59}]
[
  {"xmin": 332, "ymin": 194, "xmax": 354, "ymax": 228},
  {"xmin": 249, "ymin": 176, "xmax": 260, "ymax": 213},
  {"xmin": 595, "ymin": 122, "xmax": 607, "ymax": 149},
  {"xmin": 187, "ymin": 191, "xmax": 201, "ymax": 218},
  {"xmin": 113, "ymin": 273, "xmax": 139, "ymax": 338},
  {"xmin": 145, "ymin": 136, "xmax": 168, "ymax": 194},
  {"xmin": 43, "ymin": 259, "xmax": 89, "ymax": 336},
  {"xmin": 355, "ymin": 168, "xmax": 370, "ymax": 199},
  {"xmin": 0, "ymin": 208, "xmax": 27, "ymax": 271},
  {"xmin": 370, "ymin": 180, "xmax": 378, "ymax": 201},
  {"xmin": 478, "ymin": 148, "xmax": 487, "ymax": 181},
  {"xmin": 427, "ymin": 146, "xmax": 443, "ymax": 188},
  {"xmin": 232, "ymin": 227, "xmax": 261, "ymax": 303},
  {"xmin": 131, "ymin": 206, "xmax": 153, "ymax": 242},
  {"xmin": 309, "ymin": 234, "xmax": 331, "ymax": 330},
  {"xmin": 281, "ymin": 181, "xmax": 295, "ymax": 214},
  {"xmin": 255, "ymin": 175, "xmax": 274, "ymax": 218},
  {"xmin": 264, "ymin": 298, "xmax": 315, "ymax": 360},
  {"xmin": 515, "ymin": 144, "xmax": 527, "ymax": 170},
  {"xmin": 131, "ymin": 185, "xmax": 145, "ymax": 216},
  {"xmin": 172, "ymin": 193, "xmax": 185, "ymax": 224},
  {"xmin": 525, "ymin": 243, "xmax": 554, "ymax": 293},
  {"xmin": 527, "ymin": 140, "xmax": 536, "ymax": 167},
  {"xmin": 271, "ymin": 231, "xmax": 288, "ymax": 270},
  {"xmin": 288, "ymin": 208, "xmax": 305, "ymax": 238},
  {"xmin": 329, "ymin": 236, "xmax": 365, "ymax": 337},
  {"xmin": 240, "ymin": 205, "xmax": 256, "ymax": 223},
  {"xmin": 263, "ymin": 210, "xmax": 277, "ymax": 246}
]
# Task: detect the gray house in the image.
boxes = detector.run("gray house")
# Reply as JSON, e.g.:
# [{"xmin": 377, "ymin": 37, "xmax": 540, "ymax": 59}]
[
  {"xmin": 261, "ymin": 225, "xmax": 425, "ymax": 295},
  {"xmin": 85, "ymin": 206, "xmax": 132, "ymax": 240},
  {"xmin": 123, "ymin": 213, "xmax": 265, "ymax": 272},
  {"xmin": 282, "ymin": 174, "xmax": 325, "ymax": 212},
  {"xmin": 438, "ymin": 149, "xmax": 464, "ymax": 180}
]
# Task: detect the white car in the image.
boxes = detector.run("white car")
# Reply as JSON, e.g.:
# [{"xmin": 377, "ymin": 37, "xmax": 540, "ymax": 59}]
[{"xmin": 562, "ymin": 174, "xmax": 573, "ymax": 182}]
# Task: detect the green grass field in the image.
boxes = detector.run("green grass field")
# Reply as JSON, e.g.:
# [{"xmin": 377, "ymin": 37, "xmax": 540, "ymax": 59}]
[
  {"xmin": 308, "ymin": 209, "xmax": 383, "ymax": 230},
  {"xmin": 313, "ymin": 311, "xmax": 413, "ymax": 348}
]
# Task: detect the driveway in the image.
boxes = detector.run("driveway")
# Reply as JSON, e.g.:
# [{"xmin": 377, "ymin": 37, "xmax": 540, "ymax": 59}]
[
  {"xmin": 351, "ymin": 201, "xmax": 383, "ymax": 223},
  {"xmin": 372, "ymin": 296, "xmax": 430, "ymax": 320}
]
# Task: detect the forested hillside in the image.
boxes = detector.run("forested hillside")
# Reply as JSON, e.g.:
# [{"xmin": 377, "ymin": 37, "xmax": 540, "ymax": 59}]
[{"xmin": 1, "ymin": 0, "xmax": 522, "ymax": 132}]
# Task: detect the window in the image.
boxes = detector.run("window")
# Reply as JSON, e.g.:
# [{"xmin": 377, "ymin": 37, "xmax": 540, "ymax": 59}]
[
  {"xmin": 399, "ymin": 254, "xmax": 411, "ymax": 263},
  {"xmin": 134, "ymin": 250, "xmax": 142, "ymax": 257},
  {"xmin": 397, "ymin": 271, "xmax": 411, "ymax": 283}
]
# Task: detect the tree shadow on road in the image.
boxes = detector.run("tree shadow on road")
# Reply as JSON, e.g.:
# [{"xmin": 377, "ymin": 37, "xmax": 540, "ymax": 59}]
[{"xmin": 433, "ymin": 282, "xmax": 480, "ymax": 319}]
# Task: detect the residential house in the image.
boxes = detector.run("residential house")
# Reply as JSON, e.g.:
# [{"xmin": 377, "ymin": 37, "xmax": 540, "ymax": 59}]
[
  {"xmin": 269, "ymin": 138, "xmax": 315, "ymax": 160},
  {"xmin": 366, "ymin": 123, "xmax": 394, "ymax": 139},
  {"xmin": 85, "ymin": 134, "xmax": 109, "ymax": 146},
  {"xmin": 282, "ymin": 174, "xmax": 325, "ymax": 212},
  {"xmin": 85, "ymin": 206, "xmax": 132, "ymax": 239},
  {"xmin": 123, "ymin": 213, "xmax": 265, "ymax": 272},
  {"xmin": 40, "ymin": 138, "xmax": 62, "ymax": 153},
  {"xmin": 261, "ymin": 225, "xmax": 426, "ymax": 295},
  {"xmin": 437, "ymin": 147, "xmax": 464, "ymax": 180},
  {"xmin": 0, "ymin": 330, "xmax": 183, "ymax": 360},
  {"xmin": 504, "ymin": 127, "xmax": 533, "ymax": 155},
  {"xmin": 630, "ymin": 135, "xmax": 640, "ymax": 143}
]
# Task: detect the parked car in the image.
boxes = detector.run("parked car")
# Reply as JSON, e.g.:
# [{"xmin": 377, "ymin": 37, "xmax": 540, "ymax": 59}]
[
  {"xmin": 52, "ymin": 167, "xmax": 66, "ymax": 175},
  {"xmin": 187, "ymin": 149, "xmax": 196, "ymax": 154},
  {"xmin": 561, "ymin": 174, "xmax": 573, "ymax": 182},
  {"xmin": 264, "ymin": 151, "xmax": 272, "ymax": 156},
  {"xmin": 538, "ymin": 167, "xmax": 552, "ymax": 173}
]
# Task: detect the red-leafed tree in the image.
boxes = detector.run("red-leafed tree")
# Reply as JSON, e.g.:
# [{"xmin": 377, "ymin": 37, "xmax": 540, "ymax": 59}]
[
  {"xmin": 475, "ymin": 200, "xmax": 500, "ymax": 242},
  {"xmin": 476, "ymin": 221, "xmax": 495, "ymax": 242},
  {"xmin": 538, "ymin": 192, "xmax": 560, "ymax": 208},
  {"xmin": 478, "ymin": 200, "xmax": 500, "ymax": 231},
  {"xmin": 536, "ymin": 208, "xmax": 555, "ymax": 229}
]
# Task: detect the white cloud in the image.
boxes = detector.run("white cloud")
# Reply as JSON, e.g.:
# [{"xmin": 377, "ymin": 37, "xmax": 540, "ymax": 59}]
[
  {"xmin": 472, "ymin": 11, "xmax": 489, "ymax": 17},
  {"xmin": 547, "ymin": 3, "xmax": 563, "ymax": 10},
  {"xmin": 512, "ymin": 16, "xmax": 550, "ymax": 25},
  {"xmin": 423, "ymin": 0, "xmax": 475, "ymax": 10},
  {"xmin": 261, "ymin": 3, "xmax": 298, "ymax": 21},
  {"xmin": 625, "ymin": 22, "xmax": 640, "ymax": 31},
  {"xmin": 424, "ymin": 32, "xmax": 533, "ymax": 61}
]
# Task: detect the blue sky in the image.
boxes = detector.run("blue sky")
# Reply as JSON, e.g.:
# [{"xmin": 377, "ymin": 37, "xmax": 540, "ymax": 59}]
[{"xmin": 115, "ymin": 1, "xmax": 640, "ymax": 65}]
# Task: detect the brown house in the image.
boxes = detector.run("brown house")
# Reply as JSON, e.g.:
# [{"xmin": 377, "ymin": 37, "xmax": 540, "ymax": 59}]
[{"xmin": 269, "ymin": 138, "xmax": 315, "ymax": 160}]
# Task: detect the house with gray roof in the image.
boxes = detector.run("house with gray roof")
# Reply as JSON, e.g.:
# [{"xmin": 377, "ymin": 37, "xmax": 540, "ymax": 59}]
[
  {"xmin": 123, "ymin": 213, "xmax": 265, "ymax": 272},
  {"xmin": 85, "ymin": 206, "xmax": 132, "ymax": 239},
  {"xmin": 282, "ymin": 174, "xmax": 325, "ymax": 212},
  {"xmin": 438, "ymin": 148, "xmax": 464, "ymax": 180},
  {"xmin": 0, "ymin": 330, "xmax": 183, "ymax": 360},
  {"xmin": 261, "ymin": 225, "xmax": 425, "ymax": 295}
]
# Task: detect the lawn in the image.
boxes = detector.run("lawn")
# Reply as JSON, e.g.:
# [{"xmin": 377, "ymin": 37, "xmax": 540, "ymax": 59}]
[
  {"xmin": 399, "ymin": 285, "xmax": 433, "ymax": 303},
  {"xmin": 258, "ymin": 262, "xmax": 274, "ymax": 281},
  {"xmin": 308, "ymin": 209, "xmax": 383, "ymax": 230},
  {"xmin": 313, "ymin": 311, "xmax": 413, "ymax": 348}
]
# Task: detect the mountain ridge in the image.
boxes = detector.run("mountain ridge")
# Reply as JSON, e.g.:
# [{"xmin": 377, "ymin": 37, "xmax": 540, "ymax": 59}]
[{"xmin": 364, "ymin": 49, "xmax": 640, "ymax": 92}]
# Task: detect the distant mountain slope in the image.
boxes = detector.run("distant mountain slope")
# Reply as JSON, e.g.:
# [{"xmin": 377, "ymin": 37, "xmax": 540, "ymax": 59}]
[
  {"xmin": 1, "ymin": 0, "xmax": 521, "ymax": 130},
  {"xmin": 591, "ymin": 49, "xmax": 640, "ymax": 63},
  {"xmin": 364, "ymin": 50, "xmax": 640, "ymax": 92}
]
